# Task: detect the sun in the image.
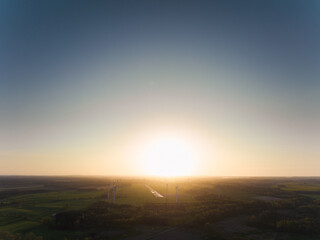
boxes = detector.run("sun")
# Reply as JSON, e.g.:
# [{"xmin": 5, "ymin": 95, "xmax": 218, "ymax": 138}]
[{"xmin": 140, "ymin": 133, "xmax": 197, "ymax": 177}]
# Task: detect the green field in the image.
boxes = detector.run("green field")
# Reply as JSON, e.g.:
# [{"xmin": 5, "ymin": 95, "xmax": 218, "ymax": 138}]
[
  {"xmin": 275, "ymin": 182, "xmax": 320, "ymax": 192},
  {"xmin": 0, "ymin": 179, "xmax": 252, "ymax": 235},
  {"xmin": 1, "ymin": 177, "xmax": 320, "ymax": 240},
  {"xmin": 274, "ymin": 181, "xmax": 320, "ymax": 200},
  {"xmin": 0, "ymin": 190, "xmax": 105, "ymax": 238}
]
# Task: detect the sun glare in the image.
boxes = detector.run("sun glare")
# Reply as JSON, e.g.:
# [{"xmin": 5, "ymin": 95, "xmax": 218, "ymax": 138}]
[{"xmin": 140, "ymin": 134, "xmax": 197, "ymax": 177}]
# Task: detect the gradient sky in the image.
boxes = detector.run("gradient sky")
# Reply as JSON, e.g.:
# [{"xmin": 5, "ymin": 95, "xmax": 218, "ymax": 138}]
[{"xmin": 0, "ymin": 0, "xmax": 319, "ymax": 176}]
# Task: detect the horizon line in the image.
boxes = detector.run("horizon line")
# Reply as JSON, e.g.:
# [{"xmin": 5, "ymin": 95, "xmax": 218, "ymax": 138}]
[{"xmin": 0, "ymin": 174, "xmax": 319, "ymax": 178}]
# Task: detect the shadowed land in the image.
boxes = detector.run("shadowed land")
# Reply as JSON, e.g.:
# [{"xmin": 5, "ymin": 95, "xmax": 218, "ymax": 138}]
[{"xmin": 0, "ymin": 176, "xmax": 320, "ymax": 240}]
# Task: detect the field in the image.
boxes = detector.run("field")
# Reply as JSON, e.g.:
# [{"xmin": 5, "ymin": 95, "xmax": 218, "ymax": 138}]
[
  {"xmin": 0, "ymin": 176, "xmax": 320, "ymax": 240},
  {"xmin": 274, "ymin": 182, "xmax": 320, "ymax": 192}
]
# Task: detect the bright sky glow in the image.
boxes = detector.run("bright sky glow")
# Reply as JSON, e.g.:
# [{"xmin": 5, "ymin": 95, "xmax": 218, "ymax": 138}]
[{"xmin": 140, "ymin": 134, "xmax": 197, "ymax": 177}]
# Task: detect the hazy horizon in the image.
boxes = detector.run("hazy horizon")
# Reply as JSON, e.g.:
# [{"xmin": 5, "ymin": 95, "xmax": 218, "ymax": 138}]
[
  {"xmin": 1, "ymin": 0, "xmax": 319, "ymax": 176},
  {"xmin": 1, "ymin": 174, "xmax": 320, "ymax": 178}
]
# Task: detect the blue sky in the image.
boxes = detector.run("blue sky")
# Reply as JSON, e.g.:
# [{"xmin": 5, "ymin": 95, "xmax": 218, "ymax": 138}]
[{"xmin": 0, "ymin": 0, "xmax": 319, "ymax": 175}]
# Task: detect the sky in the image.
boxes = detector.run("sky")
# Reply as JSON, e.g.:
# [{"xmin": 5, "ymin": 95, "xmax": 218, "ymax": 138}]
[{"xmin": 0, "ymin": 0, "xmax": 319, "ymax": 176}]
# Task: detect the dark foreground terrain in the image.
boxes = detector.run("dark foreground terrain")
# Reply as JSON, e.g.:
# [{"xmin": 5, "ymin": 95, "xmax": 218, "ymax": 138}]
[{"xmin": 0, "ymin": 176, "xmax": 320, "ymax": 240}]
